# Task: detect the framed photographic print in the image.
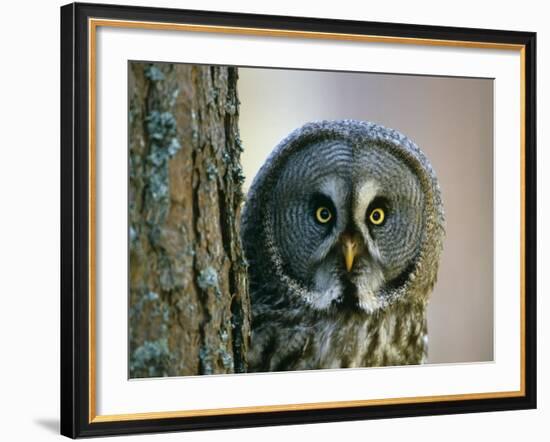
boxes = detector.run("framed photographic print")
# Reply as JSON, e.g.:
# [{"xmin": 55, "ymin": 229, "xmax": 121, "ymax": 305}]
[{"xmin": 60, "ymin": 2, "xmax": 537, "ymax": 438}]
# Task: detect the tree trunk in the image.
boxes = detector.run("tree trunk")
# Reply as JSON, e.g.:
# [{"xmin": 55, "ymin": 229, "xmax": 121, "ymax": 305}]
[{"xmin": 128, "ymin": 62, "xmax": 250, "ymax": 377}]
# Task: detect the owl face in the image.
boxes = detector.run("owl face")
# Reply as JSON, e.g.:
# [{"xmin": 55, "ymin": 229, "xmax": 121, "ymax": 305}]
[
  {"xmin": 268, "ymin": 138, "xmax": 426, "ymax": 313},
  {"xmin": 242, "ymin": 120, "xmax": 444, "ymax": 317}
]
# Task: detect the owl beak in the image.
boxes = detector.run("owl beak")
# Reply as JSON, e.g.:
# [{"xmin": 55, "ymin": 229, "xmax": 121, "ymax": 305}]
[{"xmin": 342, "ymin": 235, "xmax": 358, "ymax": 272}]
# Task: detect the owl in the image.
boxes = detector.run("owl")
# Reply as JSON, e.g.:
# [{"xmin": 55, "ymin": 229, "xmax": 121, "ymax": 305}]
[{"xmin": 241, "ymin": 120, "xmax": 445, "ymax": 372}]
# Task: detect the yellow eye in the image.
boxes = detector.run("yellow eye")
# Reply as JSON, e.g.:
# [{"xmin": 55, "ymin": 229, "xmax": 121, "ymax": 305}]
[
  {"xmin": 369, "ymin": 208, "xmax": 385, "ymax": 225},
  {"xmin": 315, "ymin": 206, "xmax": 332, "ymax": 224}
]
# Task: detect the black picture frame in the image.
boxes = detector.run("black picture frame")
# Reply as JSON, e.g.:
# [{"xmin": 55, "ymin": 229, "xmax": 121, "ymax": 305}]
[{"xmin": 60, "ymin": 2, "xmax": 537, "ymax": 438}]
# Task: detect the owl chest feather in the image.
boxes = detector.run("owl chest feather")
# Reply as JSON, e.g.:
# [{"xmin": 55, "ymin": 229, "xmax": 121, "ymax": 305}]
[{"xmin": 248, "ymin": 297, "xmax": 428, "ymax": 372}]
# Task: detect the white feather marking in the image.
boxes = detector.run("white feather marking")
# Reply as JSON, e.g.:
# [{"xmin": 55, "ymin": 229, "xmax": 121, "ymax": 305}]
[
  {"xmin": 311, "ymin": 265, "xmax": 342, "ymax": 310},
  {"xmin": 353, "ymin": 179, "xmax": 379, "ymax": 235},
  {"xmin": 320, "ymin": 178, "xmax": 347, "ymax": 206},
  {"xmin": 355, "ymin": 264, "xmax": 386, "ymax": 313}
]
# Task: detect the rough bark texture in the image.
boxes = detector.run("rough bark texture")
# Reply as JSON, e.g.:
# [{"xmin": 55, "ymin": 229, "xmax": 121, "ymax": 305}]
[{"xmin": 128, "ymin": 62, "xmax": 249, "ymax": 377}]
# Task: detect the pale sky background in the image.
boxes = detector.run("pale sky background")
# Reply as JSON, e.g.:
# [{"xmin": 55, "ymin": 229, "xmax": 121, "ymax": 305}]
[{"xmin": 238, "ymin": 67, "xmax": 494, "ymax": 364}]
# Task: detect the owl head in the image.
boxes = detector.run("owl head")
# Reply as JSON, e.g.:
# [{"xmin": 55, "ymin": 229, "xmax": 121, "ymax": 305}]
[{"xmin": 242, "ymin": 120, "xmax": 445, "ymax": 314}]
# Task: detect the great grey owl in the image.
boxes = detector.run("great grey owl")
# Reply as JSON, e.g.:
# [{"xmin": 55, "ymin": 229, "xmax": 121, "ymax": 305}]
[{"xmin": 241, "ymin": 120, "xmax": 445, "ymax": 372}]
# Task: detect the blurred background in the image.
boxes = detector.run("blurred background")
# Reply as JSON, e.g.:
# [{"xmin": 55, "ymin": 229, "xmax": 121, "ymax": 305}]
[{"xmin": 238, "ymin": 68, "xmax": 494, "ymax": 364}]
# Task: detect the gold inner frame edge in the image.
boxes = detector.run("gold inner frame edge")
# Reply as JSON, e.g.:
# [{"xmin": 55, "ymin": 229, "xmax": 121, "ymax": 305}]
[{"xmin": 87, "ymin": 17, "xmax": 527, "ymax": 423}]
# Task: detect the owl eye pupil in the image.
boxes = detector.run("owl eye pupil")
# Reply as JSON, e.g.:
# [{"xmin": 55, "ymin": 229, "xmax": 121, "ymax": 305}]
[
  {"xmin": 368, "ymin": 207, "xmax": 385, "ymax": 225},
  {"xmin": 315, "ymin": 206, "xmax": 332, "ymax": 224}
]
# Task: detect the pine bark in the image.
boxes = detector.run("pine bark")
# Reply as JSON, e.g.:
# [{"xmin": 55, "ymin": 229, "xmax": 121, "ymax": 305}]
[{"xmin": 128, "ymin": 62, "xmax": 249, "ymax": 377}]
